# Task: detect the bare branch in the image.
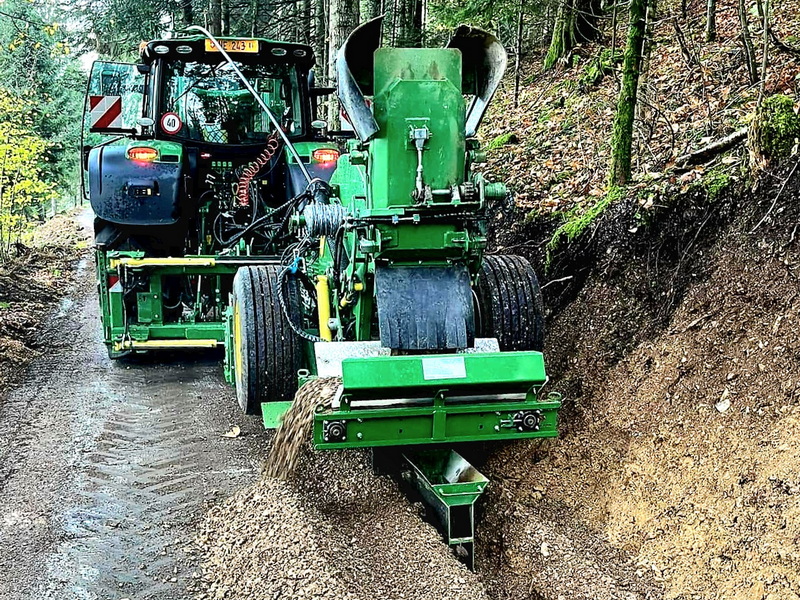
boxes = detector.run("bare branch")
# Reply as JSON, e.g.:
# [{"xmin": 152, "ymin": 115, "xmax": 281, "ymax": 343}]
[{"xmin": 674, "ymin": 127, "xmax": 748, "ymax": 168}]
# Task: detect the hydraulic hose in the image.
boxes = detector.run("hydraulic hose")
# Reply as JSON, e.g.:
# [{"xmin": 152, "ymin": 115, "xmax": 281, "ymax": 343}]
[{"xmin": 237, "ymin": 134, "xmax": 281, "ymax": 206}]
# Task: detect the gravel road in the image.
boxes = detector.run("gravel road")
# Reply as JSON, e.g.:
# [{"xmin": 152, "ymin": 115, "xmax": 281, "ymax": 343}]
[
  {"xmin": 0, "ymin": 256, "xmax": 267, "ymax": 600},
  {"xmin": 0, "ymin": 215, "xmax": 668, "ymax": 600}
]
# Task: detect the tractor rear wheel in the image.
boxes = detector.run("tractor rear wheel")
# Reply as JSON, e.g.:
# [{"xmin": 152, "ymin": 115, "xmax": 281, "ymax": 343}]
[
  {"xmin": 231, "ymin": 265, "xmax": 303, "ymax": 415},
  {"xmin": 474, "ymin": 254, "xmax": 545, "ymax": 352}
]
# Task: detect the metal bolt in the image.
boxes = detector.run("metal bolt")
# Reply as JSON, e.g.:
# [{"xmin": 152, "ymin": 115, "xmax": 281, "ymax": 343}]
[
  {"xmin": 357, "ymin": 432, "xmax": 363, "ymax": 440},
  {"xmin": 494, "ymin": 425, "xmax": 500, "ymax": 432}
]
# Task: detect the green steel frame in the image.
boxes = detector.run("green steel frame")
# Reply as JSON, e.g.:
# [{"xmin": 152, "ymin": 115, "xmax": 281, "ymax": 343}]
[{"xmin": 96, "ymin": 249, "xmax": 280, "ymax": 355}]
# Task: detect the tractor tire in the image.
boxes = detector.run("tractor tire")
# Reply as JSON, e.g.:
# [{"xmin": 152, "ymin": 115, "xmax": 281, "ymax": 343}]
[
  {"xmin": 474, "ymin": 254, "xmax": 545, "ymax": 352},
  {"xmin": 231, "ymin": 265, "xmax": 303, "ymax": 415}
]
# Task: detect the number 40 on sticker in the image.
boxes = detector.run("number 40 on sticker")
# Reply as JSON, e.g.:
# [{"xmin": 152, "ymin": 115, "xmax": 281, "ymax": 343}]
[{"xmin": 161, "ymin": 112, "xmax": 182, "ymax": 135}]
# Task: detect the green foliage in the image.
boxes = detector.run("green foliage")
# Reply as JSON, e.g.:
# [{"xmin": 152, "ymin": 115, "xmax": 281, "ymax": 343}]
[
  {"xmin": 0, "ymin": 1, "xmax": 84, "ymax": 206},
  {"xmin": 580, "ymin": 48, "xmax": 621, "ymax": 87},
  {"xmin": 703, "ymin": 169, "xmax": 731, "ymax": 201},
  {"xmin": 0, "ymin": 88, "xmax": 57, "ymax": 257},
  {"xmin": 754, "ymin": 94, "xmax": 800, "ymax": 159},
  {"xmin": 546, "ymin": 186, "xmax": 624, "ymax": 263},
  {"xmin": 485, "ymin": 132, "xmax": 519, "ymax": 151}
]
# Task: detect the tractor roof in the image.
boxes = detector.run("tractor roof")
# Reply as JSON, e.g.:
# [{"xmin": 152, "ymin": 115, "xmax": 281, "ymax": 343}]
[{"xmin": 139, "ymin": 36, "xmax": 315, "ymax": 69}]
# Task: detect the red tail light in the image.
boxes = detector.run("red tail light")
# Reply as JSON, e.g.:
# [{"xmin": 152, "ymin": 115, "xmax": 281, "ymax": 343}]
[
  {"xmin": 312, "ymin": 148, "xmax": 339, "ymax": 164},
  {"xmin": 127, "ymin": 147, "xmax": 159, "ymax": 162}
]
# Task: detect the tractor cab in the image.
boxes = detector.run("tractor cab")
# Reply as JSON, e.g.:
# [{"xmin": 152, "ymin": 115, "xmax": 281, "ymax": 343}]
[{"xmin": 138, "ymin": 37, "xmax": 316, "ymax": 146}]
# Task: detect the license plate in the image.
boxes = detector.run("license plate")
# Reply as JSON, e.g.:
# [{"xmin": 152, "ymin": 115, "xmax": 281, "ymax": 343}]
[{"xmin": 204, "ymin": 39, "xmax": 258, "ymax": 53}]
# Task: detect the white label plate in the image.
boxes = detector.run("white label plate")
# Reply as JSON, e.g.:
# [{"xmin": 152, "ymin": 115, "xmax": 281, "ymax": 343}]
[{"xmin": 422, "ymin": 356, "xmax": 467, "ymax": 380}]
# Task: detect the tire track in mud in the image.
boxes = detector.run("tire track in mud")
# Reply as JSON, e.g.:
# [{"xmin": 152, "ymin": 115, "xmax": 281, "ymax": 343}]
[{"xmin": 0, "ymin": 254, "xmax": 268, "ymax": 600}]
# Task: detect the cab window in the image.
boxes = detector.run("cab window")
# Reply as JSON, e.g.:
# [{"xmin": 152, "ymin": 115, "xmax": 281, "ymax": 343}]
[{"xmin": 160, "ymin": 59, "xmax": 303, "ymax": 144}]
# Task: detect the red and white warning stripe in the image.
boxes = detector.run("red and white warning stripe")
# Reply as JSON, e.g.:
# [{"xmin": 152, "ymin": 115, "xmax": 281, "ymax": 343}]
[{"xmin": 89, "ymin": 95, "xmax": 123, "ymax": 131}]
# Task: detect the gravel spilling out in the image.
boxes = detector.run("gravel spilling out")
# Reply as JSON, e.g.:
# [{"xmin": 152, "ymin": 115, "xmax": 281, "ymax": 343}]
[
  {"xmin": 264, "ymin": 377, "xmax": 340, "ymax": 479},
  {"xmin": 195, "ymin": 378, "xmax": 487, "ymax": 600}
]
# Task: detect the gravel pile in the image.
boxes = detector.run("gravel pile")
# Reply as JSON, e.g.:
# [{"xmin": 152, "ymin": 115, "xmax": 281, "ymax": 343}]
[{"xmin": 195, "ymin": 380, "xmax": 488, "ymax": 600}]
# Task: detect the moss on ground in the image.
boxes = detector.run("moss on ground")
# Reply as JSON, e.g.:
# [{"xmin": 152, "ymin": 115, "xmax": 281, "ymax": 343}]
[
  {"xmin": 703, "ymin": 168, "xmax": 732, "ymax": 200},
  {"xmin": 754, "ymin": 94, "xmax": 800, "ymax": 159},
  {"xmin": 546, "ymin": 186, "xmax": 625, "ymax": 264},
  {"xmin": 485, "ymin": 132, "xmax": 519, "ymax": 151}
]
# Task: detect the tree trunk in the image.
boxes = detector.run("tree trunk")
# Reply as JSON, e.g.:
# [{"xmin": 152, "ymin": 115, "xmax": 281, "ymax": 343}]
[
  {"xmin": 544, "ymin": 0, "xmax": 574, "ymax": 69},
  {"xmin": 250, "ymin": 0, "xmax": 259, "ymax": 36},
  {"xmin": 413, "ymin": 0, "xmax": 423, "ymax": 44},
  {"xmin": 636, "ymin": 0, "xmax": 657, "ymax": 126},
  {"xmin": 705, "ymin": 0, "xmax": 716, "ymax": 41},
  {"xmin": 738, "ymin": 0, "xmax": 759, "ymax": 84},
  {"xmin": 182, "ymin": 0, "xmax": 194, "ymax": 26},
  {"xmin": 299, "ymin": 0, "xmax": 312, "ymax": 44},
  {"xmin": 209, "ymin": 0, "xmax": 223, "ymax": 35},
  {"xmin": 327, "ymin": 0, "xmax": 360, "ymax": 127},
  {"xmin": 222, "ymin": 0, "xmax": 230, "ymax": 35},
  {"xmin": 759, "ymin": 0, "xmax": 769, "ymax": 99},
  {"xmin": 544, "ymin": 0, "xmax": 601, "ymax": 70},
  {"xmin": 514, "ymin": 0, "xmax": 524, "ymax": 108},
  {"xmin": 361, "ymin": 0, "xmax": 381, "ymax": 20},
  {"xmin": 312, "ymin": 0, "xmax": 327, "ymax": 77},
  {"xmin": 609, "ymin": 0, "xmax": 650, "ymax": 186}
]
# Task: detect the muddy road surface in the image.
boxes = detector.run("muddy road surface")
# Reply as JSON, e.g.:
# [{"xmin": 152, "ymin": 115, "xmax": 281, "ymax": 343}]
[{"xmin": 0, "ymin": 257, "xmax": 267, "ymax": 600}]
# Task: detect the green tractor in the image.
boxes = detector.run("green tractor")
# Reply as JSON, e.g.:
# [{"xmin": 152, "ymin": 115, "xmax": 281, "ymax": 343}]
[{"xmin": 83, "ymin": 18, "xmax": 561, "ymax": 567}]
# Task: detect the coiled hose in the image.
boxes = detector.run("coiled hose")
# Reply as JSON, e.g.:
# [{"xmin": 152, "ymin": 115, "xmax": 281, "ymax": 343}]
[
  {"xmin": 237, "ymin": 134, "xmax": 281, "ymax": 206},
  {"xmin": 302, "ymin": 203, "xmax": 347, "ymax": 237}
]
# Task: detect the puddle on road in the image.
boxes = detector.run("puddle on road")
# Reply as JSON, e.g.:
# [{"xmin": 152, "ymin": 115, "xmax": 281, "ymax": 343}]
[{"xmin": 54, "ymin": 297, "xmax": 73, "ymax": 318}]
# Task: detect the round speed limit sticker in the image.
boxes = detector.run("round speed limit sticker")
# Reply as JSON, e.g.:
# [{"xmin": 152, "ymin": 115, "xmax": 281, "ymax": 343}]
[{"xmin": 160, "ymin": 112, "xmax": 182, "ymax": 135}]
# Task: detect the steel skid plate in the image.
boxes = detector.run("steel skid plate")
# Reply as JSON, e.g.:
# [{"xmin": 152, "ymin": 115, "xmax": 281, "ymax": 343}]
[{"xmin": 403, "ymin": 449, "xmax": 488, "ymax": 569}]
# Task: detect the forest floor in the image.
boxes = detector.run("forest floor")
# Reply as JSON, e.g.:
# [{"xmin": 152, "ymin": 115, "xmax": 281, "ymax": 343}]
[
  {"xmin": 0, "ymin": 211, "xmax": 89, "ymax": 393},
  {"xmin": 479, "ymin": 0, "xmax": 800, "ymax": 220}
]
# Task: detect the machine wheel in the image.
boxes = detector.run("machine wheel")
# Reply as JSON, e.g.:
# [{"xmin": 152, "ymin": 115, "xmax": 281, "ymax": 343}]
[
  {"xmin": 474, "ymin": 254, "xmax": 545, "ymax": 352},
  {"xmin": 231, "ymin": 265, "xmax": 303, "ymax": 415}
]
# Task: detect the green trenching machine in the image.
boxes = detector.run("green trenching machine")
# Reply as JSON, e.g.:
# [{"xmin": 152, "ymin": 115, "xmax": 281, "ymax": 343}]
[{"xmin": 83, "ymin": 18, "xmax": 561, "ymax": 568}]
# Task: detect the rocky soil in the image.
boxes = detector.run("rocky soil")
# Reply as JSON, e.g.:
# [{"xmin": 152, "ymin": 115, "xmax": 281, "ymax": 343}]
[{"xmin": 196, "ymin": 441, "xmax": 486, "ymax": 599}]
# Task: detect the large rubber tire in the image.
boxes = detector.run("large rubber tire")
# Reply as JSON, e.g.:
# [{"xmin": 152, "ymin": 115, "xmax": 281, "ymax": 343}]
[
  {"xmin": 231, "ymin": 265, "xmax": 303, "ymax": 415},
  {"xmin": 474, "ymin": 254, "xmax": 545, "ymax": 352}
]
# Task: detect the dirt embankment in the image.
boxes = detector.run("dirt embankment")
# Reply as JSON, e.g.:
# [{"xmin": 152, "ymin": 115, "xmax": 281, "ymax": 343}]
[
  {"xmin": 194, "ymin": 170, "xmax": 800, "ymax": 600},
  {"xmin": 0, "ymin": 212, "xmax": 88, "ymax": 393},
  {"xmin": 480, "ymin": 164, "xmax": 800, "ymax": 600}
]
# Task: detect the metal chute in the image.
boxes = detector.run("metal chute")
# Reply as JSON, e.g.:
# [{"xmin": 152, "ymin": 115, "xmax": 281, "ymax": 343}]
[
  {"xmin": 446, "ymin": 25, "xmax": 507, "ymax": 137},
  {"xmin": 336, "ymin": 16, "xmax": 383, "ymax": 141},
  {"xmin": 336, "ymin": 17, "xmax": 507, "ymax": 140}
]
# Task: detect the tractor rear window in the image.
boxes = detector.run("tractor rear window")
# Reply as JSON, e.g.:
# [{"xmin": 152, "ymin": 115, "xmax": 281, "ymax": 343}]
[{"xmin": 160, "ymin": 60, "xmax": 303, "ymax": 144}]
